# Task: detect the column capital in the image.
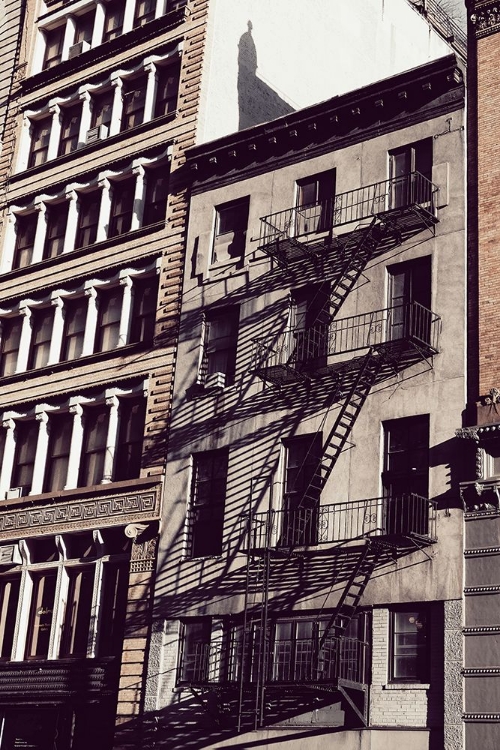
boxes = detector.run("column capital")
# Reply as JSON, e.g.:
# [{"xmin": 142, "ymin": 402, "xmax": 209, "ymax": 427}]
[
  {"xmin": 132, "ymin": 163, "xmax": 145, "ymax": 178},
  {"xmin": 50, "ymin": 295, "xmax": 64, "ymax": 310},
  {"xmin": 2, "ymin": 419, "xmax": 15, "ymax": 432},
  {"xmin": 105, "ymin": 394, "xmax": 120, "ymax": 409},
  {"xmin": 110, "ymin": 73, "xmax": 123, "ymax": 87},
  {"xmin": 35, "ymin": 411, "xmax": 49, "ymax": 425},
  {"xmin": 18, "ymin": 305, "xmax": 32, "ymax": 319},
  {"xmin": 97, "ymin": 176, "xmax": 111, "ymax": 191},
  {"xmin": 79, "ymin": 88, "xmax": 92, "ymax": 103},
  {"xmin": 33, "ymin": 199, "xmax": 47, "ymax": 214},
  {"xmin": 120, "ymin": 275, "xmax": 133, "ymax": 289},
  {"xmin": 48, "ymin": 102, "xmax": 61, "ymax": 116},
  {"xmin": 69, "ymin": 403, "xmax": 83, "ymax": 417},
  {"xmin": 85, "ymin": 285, "xmax": 97, "ymax": 300}
]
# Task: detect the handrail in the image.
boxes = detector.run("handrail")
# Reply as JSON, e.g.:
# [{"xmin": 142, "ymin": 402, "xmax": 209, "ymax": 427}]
[
  {"xmin": 243, "ymin": 494, "xmax": 437, "ymax": 550},
  {"xmin": 259, "ymin": 171, "xmax": 438, "ymax": 246},
  {"xmin": 253, "ymin": 301, "xmax": 441, "ymax": 371}
]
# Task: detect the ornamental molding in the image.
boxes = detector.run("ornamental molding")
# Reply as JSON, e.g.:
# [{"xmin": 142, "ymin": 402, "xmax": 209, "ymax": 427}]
[
  {"xmin": 0, "ymin": 486, "xmax": 161, "ymax": 541},
  {"xmin": 471, "ymin": 3, "xmax": 500, "ymax": 37},
  {"xmin": 464, "ymin": 545, "xmax": 500, "ymax": 557},
  {"xmin": 462, "ymin": 667, "xmax": 500, "ymax": 675},
  {"xmin": 463, "ymin": 712, "xmax": 500, "ymax": 722},
  {"xmin": 456, "ymin": 427, "xmax": 481, "ymax": 442},
  {"xmin": 464, "ymin": 584, "xmax": 500, "ymax": 594},
  {"xmin": 463, "ymin": 625, "xmax": 500, "ymax": 634}
]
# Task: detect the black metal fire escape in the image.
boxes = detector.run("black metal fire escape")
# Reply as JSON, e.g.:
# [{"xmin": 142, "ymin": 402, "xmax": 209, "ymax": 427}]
[{"xmin": 234, "ymin": 172, "xmax": 441, "ymax": 731}]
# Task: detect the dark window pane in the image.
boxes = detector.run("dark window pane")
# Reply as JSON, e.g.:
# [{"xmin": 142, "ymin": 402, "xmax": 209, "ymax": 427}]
[
  {"xmin": 203, "ymin": 307, "xmax": 239, "ymax": 386},
  {"xmin": 103, "ymin": 1, "xmax": 124, "ymax": 42},
  {"xmin": 76, "ymin": 191, "xmax": 100, "ymax": 248},
  {"xmin": 12, "ymin": 421, "xmax": 38, "ymax": 495},
  {"xmin": 212, "ymin": 198, "xmax": 249, "ymax": 263},
  {"xmin": 134, "ymin": 0, "xmax": 156, "ymax": 27},
  {"xmin": 129, "ymin": 277, "xmax": 158, "ymax": 343},
  {"xmin": 28, "ymin": 308, "xmax": 53, "ymax": 370},
  {"xmin": 43, "ymin": 26, "xmax": 64, "ymax": 70},
  {"xmin": 61, "ymin": 297, "xmax": 87, "ymax": 361},
  {"xmin": 28, "ymin": 118, "xmax": 51, "ymax": 169},
  {"xmin": 60, "ymin": 567, "xmax": 94, "ymax": 657},
  {"xmin": 179, "ymin": 620, "xmax": 211, "ymax": 683},
  {"xmin": 43, "ymin": 413, "xmax": 72, "ymax": 492},
  {"xmin": 391, "ymin": 609, "xmax": 428, "ymax": 681},
  {"xmin": 94, "ymin": 287, "xmax": 122, "ymax": 353},
  {"xmin": 114, "ymin": 398, "xmax": 146, "ymax": 481},
  {"xmin": 58, "ymin": 104, "xmax": 82, "ymax": 156},
  {"xmin": 143, "ymin": 168, "xmax": 169, "ymax": 226},
  {"xmin": 79, "ymin": 407, "xmax": 108, "ymax": 487},
  {"xmin": 43, "ymin": 202, "xmax": 68, "ymax": 259},
  {"xmin": 154, "ymin": 64, "xmax": 180, "ymax": 117},
  {"xmin": 0, "ymin": 576, "xmax": 20, "ymax": 660},
  {"xmin": 121, "ymin": 77, "xmax": 147, "ymax": 131},
  {"xmin": 25, "ymin": 571, "xmax": 57, "ymax": 659},
  {"xmin": 74, "ymin": 9, "xmax": 95, "ymax": 44},
  {"xmin": 99, "ymin": 562, "xmax": 129, "ymax": 656},
  {"xmin": 13, "ymin": 214, "xmax": 37, "ymax": 269},
  {"xmin": 108, "ymin": 179, "xmax": 135, "ymax": 238},
  {"xmin": 90, "ymin": 90, "xmax": 113, "ymax": 129},
  {"xmin": 0, "ymin": 317, "xmax": 22, "ymax": 376},
  {"xmin": 191, "ymin": 451, "xmax": 228, "ymax": 557}
]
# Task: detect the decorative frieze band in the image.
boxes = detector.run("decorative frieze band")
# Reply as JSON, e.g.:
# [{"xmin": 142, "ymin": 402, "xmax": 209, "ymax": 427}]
[
  {"xmin": 464, "ymin": 625, "xmax": 500, "ymax": 634},
  {"xmin": 471, "ymin": 3, "xmax": 500, "ymax": 38},
  {"xmin": 465, "ymin": 545, "xmax": 500, "ymax": 557},
  {"xmin": 0, "ymin": 485, "xmax": 161, "ymax": 540},
  {"xmin": 464, "ymin": 584, "xmax": 500, "ymax": 594},
  {"xmin": 463, "ymin": 713, "xmax": 500, "ymax": 722},
  {"xmin": 462, "ymin": 667, "xmax": 500, "ymax": 675}
]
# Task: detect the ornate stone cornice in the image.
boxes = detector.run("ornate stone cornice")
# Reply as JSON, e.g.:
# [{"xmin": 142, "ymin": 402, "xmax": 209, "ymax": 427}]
[
  {"xmin": 456, "ymin": 426, "xmax": 481, "ymax": 441},
  {"xmin": 0, "ymin": 483, "xmax": 161, "ymax": 541},
  {"xmin": 470, "ymin": 3, "xmax": 500, "ymax": 38}
]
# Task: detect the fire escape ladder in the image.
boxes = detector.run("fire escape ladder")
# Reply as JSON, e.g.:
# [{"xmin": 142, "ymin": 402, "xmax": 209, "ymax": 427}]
[
  {"xmin": 319, "ymin": 541, "xmax": 384, "ymax": 650},
  {"xmin": 329, "ymin": 217, "xmax": 383, "ymax": 319},
  {"xmin": 237, "ymin": 531, "xmax": 271, "ymax": 732}
]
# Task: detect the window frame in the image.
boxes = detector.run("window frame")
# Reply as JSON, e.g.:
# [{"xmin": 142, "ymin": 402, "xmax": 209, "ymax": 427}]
[
  {"xmin": 78, "ymin": 406, "xmax": 109, "ymax": 487},
  {"xmin": 154, "ymin": 63, "xmax": 180, "ymax": 118},
  {"xmin": 129, "ymin": 276, "xmax": 158, "ymax": 344},
  {"xmin": 121, "ymin": 76, "xmax": 147, "ymax": 132},
  {"xmin": 142, "ymin": 167, "xmax": 169, "ymax": 226},
  {"xmin": 0, "ymin": 317, "xmax": 22, "ymax": 377},
  {"xmin": 94, "ymin": 286, "xmax": 123, "ymax": 353},
  {"xmin": 58, "ymin": 103, "xmax": 82, "ymax": 157},
  {"xmin": 28, "ymin": 307, "xmax": 53, "ymax": 370},
  {"xmin": 13, "ymin": 213, "xmax": 37, "ymax": 270},
  {"xmin": 389, "ymin": 607, "xmax": 429, "ymax": 683},
  {"xmin": 11, "ymin": 420, "xmax": 39, "ymax": 496},
  {"xmin": 42, "ymin": 25, "xmax": 64, "ymax": 70},
  {"xmin": 201, "ymin": 307, "xmax": 239, "ymax": 387},
  {"xmin": 75, "ymin": 190, "xmax": 100, "ymax": 249},
  {"xmin": 43, "ymin": 412, "xmax": 73, "ymax": 493},
  {"xmin": 102, "ymin": 1, "xmax": 124, "ymax": 42},
  {"xmin": 43, "ymin": 201, "xmax": 69, "ymax": 260},
  {"xmin": 212, "ymin": 197, "xmax": 249, "ymax": 265},
  {"xmin": 61, "ymin": 296, "xmax": 87, "ymax": 362},
  {"xmin": 189, "ymin": 450, "xmax": 229, "ymax": 558},
  {"xmin": 113, "ymin": 397, "xmax": 146, "ymax": 481},
  {"xmin": 108, "ymin": 178, "xmax": 135, "ymax": 238},
  {"xmin": 28, "ymin": 117, "xmax": 52, "ymax": 169}
]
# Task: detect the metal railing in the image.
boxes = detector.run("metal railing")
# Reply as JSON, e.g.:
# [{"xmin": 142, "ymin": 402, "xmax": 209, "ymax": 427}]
[
  {"xmin": 259, "ymin": 172, "xmax": 437, "ymax": 247},
  {"xmin": 177, "ymin": 633, "xmax": 369, "ymax": 686},
  {"xmin": 243, "ymin": 494, "xmax": 437, "ymax": 551},
  {"xmin": 253, "ymin": 302, "xmax": 441, "ymax": 372}
]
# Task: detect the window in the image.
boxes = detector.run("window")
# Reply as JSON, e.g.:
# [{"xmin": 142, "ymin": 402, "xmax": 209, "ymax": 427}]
[
  {"xmin": 0, "ymin": 317, "xmax": 22, "ymax": 377},
  {"xmin": 94, "ymin": 287, "xmax": 122, "ymax": 352},
  {"xmin": 108, "ymin": 178, "xmax": 135, "ymax": 238},
  {"xmin": 58, "ymin": 104, "xmax": 81, "ymax": 156},
  {"xmin": 76, "ymin": 191, "xmax": 100, "ymax": 248},
  {"xmin": 28, "ymin": 308, "xmax": 53, "ymax": 369},
  {"xmin": 60, "ymin": 567, "xmax": 94, "ymax": 658},
  {"xmin": 142, "ymin": 167, "xmax": 169, "ymax": 226},
  {"xmin": 114, "ymin": 398, "xmax": 146, "ymax": 481},
  {"xmin": 98, "ymin": 562, "xmax": 129, "ymax": 655},
  {"xmin": 74, "ymin": 9, "xmax": 95, "ymax": 44},
  {"xmin": 212, "ymin": 198, "xmax": 249, "ymax": 264},
  {"xmin": 134, "ymin": 0, "xmax": 156, "ymax": 27},
  {"xmin": 13, "ymin": 213, "xmax": 37, "ymax": 269},
  {"xmin": 484, "ymin": 441, "xmax": 500, "ymax": 478},
  {"xmin": 61, "ymin": 297, "xmax": 87, "ymax": 361},
  {"xmin": 387, "ymin": 256, "xmax": 431, "ymax": 343},
  {"xmin": 43, "ymin": 202, "xmax": 68, "ymax": 259},
  {"xmin": 103, "ymin": 1, "xmax": 124, "ymax": 42},
  {"xmin": 290, "ymin": 283, "xmax": 331, "ymax": 364},
  {"xmin": 271, "ymin": 613, "xmax": 369, "ymax": 684},
  {"xmin": 43, "ymin": 413, "xmax": 73, "ymax": 492},
  {"xmin": 383, "ymin": 416, "xmax": 429, "ymax": 497},
  {"xmin": 202, "ymin": 308, "xmax": 239, "ymax": 387},
  {"xmin": 0, "ymin": 577, "xmax": 20, "ymax": 659},
  {"xmin": 178, "ymin": 620, "xmax": 211, "ymax": 683},
  {"xmin": 282, "ymin": 434, "xmax": 322, "ymax": 546},
  {"xmin": 296, "ymin": 169, "xmax": 336, "ymax": 235},
  {"xmin": 154, "ymin": 64, "xmax": 180, "ymax": 117},
  {"xmin": 383, "ymin": 416, "xmax": 430, "ymax": 536},
  {"xmin": 79, "ymin": 406, "xmax": 109, "ymax": 487},
  {"xmin": 25, "ymin": 570, "xmax": 57, "ymax": 659},
  {"xmin": 121, "ymin": 76, "xmax": 147, "ymax": 131},
  {"xmin": 12, "ymin": 421, "xmax": 38, "ymax": 495},
  {"xmin": 389, "ymin": 139, "xmax": 433, "ymax": 208},
  {"xmin": 390, "ymin": 608, "xmax": 429, "ymax": 682},
  {"xmin": 129, "ymin": 277, "xmax": 158, "ymax": 343},
  {"xmin": 190, "ymin": 450, "xmax": 228, "ymax": 558},
  {"xmin": 42, "ymin": 26, "xmax": 64, "ymax": 70},
  {"xmin": 28, "ymin": 117, "xmax": 51, "ymax": 169},
  {"xmin": 90, "ymin": 90, "xmax": 113, "ymax": 130}
]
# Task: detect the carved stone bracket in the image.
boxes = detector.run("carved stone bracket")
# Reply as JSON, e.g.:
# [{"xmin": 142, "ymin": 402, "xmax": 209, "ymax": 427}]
[
  {"xmin": 471, "ymin": 3, "xmax": 500, "ymax": 37},
  {"xmin": 131, "ymin": 535, "xmax": 158, "ymax": 574}
]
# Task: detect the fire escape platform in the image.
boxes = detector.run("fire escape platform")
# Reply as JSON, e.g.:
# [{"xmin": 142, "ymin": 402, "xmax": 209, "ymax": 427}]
[
  {"xmin": 253, "ymin": 303, "xmax": 441, "ymax": 387},
  {"xmin": 257, "ymin": 173, "xmax": 438, "ymax": 267}
]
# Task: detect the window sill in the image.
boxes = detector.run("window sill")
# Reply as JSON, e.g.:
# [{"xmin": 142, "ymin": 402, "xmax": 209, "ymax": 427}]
[
  {"xmin": 23, "ymin": 10, "xmax": 186, "ymax": 93},
  {"xmin": 204, "ymin": 262, "xmax": 248, "ymax": 284},
  {"xmin": 383, "ymin": 683, "xmax": 430, "ymax": 690}
]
